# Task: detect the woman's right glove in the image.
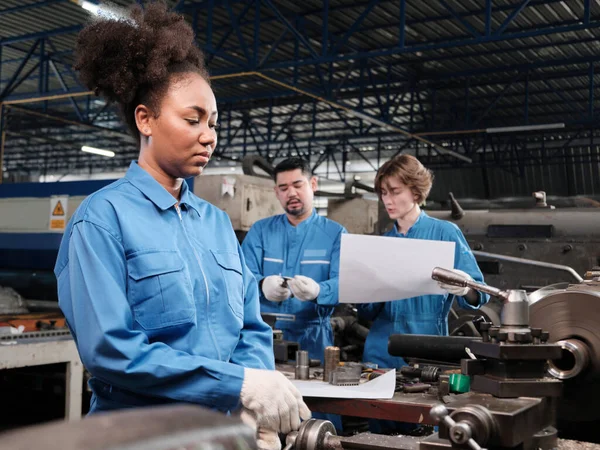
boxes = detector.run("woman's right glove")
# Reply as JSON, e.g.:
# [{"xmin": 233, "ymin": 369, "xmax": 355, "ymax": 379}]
[{"xmin": 240, "ymin": 368, "xmax": 312, "ymax": 434}]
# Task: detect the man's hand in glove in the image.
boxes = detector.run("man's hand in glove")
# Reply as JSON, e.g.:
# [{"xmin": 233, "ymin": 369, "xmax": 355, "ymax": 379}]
[
  {"xmin": 262, "ymin": 275, "xmax": 291, "ymax": 302},
  {"xmin": 288, "ymin": 275, "xmax": 320, "ymax": 301}
]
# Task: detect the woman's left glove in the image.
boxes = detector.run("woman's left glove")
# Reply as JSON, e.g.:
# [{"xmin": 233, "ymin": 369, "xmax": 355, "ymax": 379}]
[{"xmin": 437, "ymin": 269, "xmax": 472, "ymax": 296}]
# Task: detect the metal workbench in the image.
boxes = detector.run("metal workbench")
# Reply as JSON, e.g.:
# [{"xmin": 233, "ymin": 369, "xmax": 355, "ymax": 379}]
[{"xmin": 0, "ymin": 332, "xmax": 83, "ymax": 421}]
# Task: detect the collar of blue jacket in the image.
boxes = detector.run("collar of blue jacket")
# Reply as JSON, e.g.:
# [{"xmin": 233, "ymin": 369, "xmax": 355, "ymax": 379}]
[
  {"xmin": 124, "ymin": 161, "xmax": 200, "ymax": 214},
  {"xmin": 390, "ymin": 209, "xmax": 427, "ymax": 236}
]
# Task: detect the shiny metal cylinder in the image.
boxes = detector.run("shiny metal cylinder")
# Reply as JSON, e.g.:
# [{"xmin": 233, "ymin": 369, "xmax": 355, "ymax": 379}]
[
  {"xmin": 500, "ymin": 290, "xmax": 530, "ymax": 326},
  {"xmin": 323, "ymin": 346, "xmax": 340, "ymax": 382},
  {"xmin": 295, "ymin": 350, "xmax": 309, "ymax": 380},
  {"xmin": 547, "ymin": 339, "xmax": 590, "ymax": 380}
]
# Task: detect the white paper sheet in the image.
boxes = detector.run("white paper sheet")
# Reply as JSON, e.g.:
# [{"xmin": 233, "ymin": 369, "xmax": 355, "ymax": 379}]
[
  {"xmin": 292, "ymin": 369, "xmax": 396, "ymax": 399},
  {"xmin": 339, "ymin": 234, "xmax": 455, "ymax": 304}
]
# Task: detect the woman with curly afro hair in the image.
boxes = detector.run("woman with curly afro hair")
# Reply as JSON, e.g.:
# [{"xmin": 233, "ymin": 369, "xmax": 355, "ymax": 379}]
[{"xmin": 54, "ymin": 3, "xmax": 309, "ymax": 447}]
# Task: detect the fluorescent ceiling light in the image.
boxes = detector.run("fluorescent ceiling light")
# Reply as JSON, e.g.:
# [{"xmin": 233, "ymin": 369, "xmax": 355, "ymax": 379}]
[
  {"xmin": 77, "ymin": 0, "xmax": 127, "ymax": 21},
  {"xmin": 486, "ymin": 123, "xmax": 565, "ymax": 134},
  {"xmin": 82, "ymin": 146, "xmax": 115, "ymax": 157},
  {"xmin": 78, "ymin": 0, "xmax": 100, "ymax": 14}
]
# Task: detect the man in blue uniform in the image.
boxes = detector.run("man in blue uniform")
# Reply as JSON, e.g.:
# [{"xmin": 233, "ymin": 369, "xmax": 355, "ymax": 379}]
[{"xmin": 242, "ymin": 157, "xmax": 347, "ymax": 363}]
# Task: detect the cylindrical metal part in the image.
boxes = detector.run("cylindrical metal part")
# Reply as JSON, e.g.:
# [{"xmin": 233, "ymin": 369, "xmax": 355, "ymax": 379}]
[
  {"xmin": 399, "ymin": 365, "xmax": 440, "ymax": 382},
  {"xmin": 294, "ymin": 419, "xmax": 337, "ymax": 450},
  {"xmin": 547, "ymin": 339, "xmax": 591, "ymax": 380},
  {"xmin": 323, "ymin": 346, "xmax": 340, "ymax": 382},
  {"xmin": 388, "ymin": 334, "xmax": 480, "ymax": 362},
  {"xmin": 431, "ymin": 267, "xmax": 509, "ymax": 300},
  {"xmin": 295, "ymin": 350, "xmax": 309, "ymax": 380},
  {"xmin": 500, "ymin": 292, "xmax": 529, "ymax": 326}
]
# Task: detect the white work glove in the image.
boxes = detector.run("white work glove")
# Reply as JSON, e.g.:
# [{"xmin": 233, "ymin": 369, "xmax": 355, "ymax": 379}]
[
  {"xmin": 262, "ymin": 275, "xmax": 291, "ymax": 302},
  {"xmin": 240, "ymin": 368, "xmax": 312, "ymax": 434},
  {"xmin": 257, "ymin": 428, "xmax": 282, "ymax": 450},
  {"xmin": 239, "ymin": 408, "xmax": 282, "ymax": 450},
  {"xmin": 288, "ymin": 275, "xmax": 320, "ymax": 301},
  {"xmin": 437, "ymin": 269, "xmax": 472, "ymax": 297}
]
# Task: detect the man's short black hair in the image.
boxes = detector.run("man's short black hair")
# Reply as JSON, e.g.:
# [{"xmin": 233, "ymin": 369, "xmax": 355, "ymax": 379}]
[{"xmin": 272, "ymin": 157, "xmax": 313, "ymax": 181}]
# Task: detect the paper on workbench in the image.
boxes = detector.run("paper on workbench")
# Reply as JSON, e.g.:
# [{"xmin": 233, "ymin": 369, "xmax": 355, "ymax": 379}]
[
  {"xmin": 292, "ymin": 369, "xmax": 396, "ymax": 399},
  {"xmin": 339, "ymin": 234, "xmax": 455, "ymax": 304}
]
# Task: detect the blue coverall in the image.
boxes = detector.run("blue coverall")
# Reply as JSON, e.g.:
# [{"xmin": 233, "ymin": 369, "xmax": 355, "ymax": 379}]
[
  {"xmin": 359, "ymin": 211, "xmax": 489, "ymax": 434},
  {"xmin": 359, "ymin": 211, "xmax": 490, "ymax": 369},
  {"xmin": 54, "ymin": 161, "xmax": 274, "ymax": 413},
  {"xmin": 241, "ymin": 210, "xmax": 346, "ymax": 363}
]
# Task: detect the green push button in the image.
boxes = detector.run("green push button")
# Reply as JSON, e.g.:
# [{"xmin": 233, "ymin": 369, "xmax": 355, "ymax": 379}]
[{"xmin": 449, "ymin": 373, "xmax": 470, "ymax": 393}]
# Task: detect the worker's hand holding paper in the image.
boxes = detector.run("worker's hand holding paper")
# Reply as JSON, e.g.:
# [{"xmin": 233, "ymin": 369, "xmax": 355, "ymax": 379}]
[{"xmin": 339, "ymin": 234, "xmax": 455, "ymax": 303}]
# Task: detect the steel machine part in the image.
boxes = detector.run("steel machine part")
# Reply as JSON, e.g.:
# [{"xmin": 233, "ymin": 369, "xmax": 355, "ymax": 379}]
[
  {"xmin": 529, "ymin": 281, "xmax": 600, "ymax": 424},
  {"xmin": 285, "ymin": 419, "xmax": 339, "ymax": 450},
  {"xmin": 0, "ymin": 404, "xmax": 256, "ymax": 450},
  {"xmin": 323, "ymin": 346, "xmax": 340, "ymax": 382},
  {"xmin": 296, "ymin": 350, "xmax": 310, "ymax": 380},
  {"xmin": 287, "ymin": 419, "xmax": 422, "ymax": 450},
  {"xmin": 329, "ymin": 364, "xmax": 362, "ymax": 386}
]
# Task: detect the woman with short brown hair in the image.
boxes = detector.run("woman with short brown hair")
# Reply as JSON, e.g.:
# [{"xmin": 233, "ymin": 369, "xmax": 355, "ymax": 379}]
[{"xmin": 360, "ymin": 155, "xmax": 488, "ymax": 432}]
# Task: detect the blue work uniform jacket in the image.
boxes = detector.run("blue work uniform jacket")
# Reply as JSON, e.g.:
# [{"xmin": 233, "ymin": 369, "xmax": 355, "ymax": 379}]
[
  {"xmin": 241, "ymin": 211, "xmax": 346, "ymax": 361},
  {"xmin": 54, "ymin": 161, "xmax": 274, "ymax": 414},
  {"xmin": 359, "ymin": 211, "xmax": 489, "ymax": 369}
]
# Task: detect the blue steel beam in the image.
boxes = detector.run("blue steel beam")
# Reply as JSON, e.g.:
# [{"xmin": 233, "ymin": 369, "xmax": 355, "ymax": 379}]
[
  {"xmin": 399, "ymin": 0, "xmax": 406, "ymax": 48},
  {"xmin": 322, "ymin": 0, "xmax": 329, "ymax": 56},
  {"xmin": 0, "ymin": 40, "xmax": 40, "ymax": 100},
  {"xmin": 259, "ymin": 18, "xmax": 600, "ymax": 70},
  {"xmin": 257, "ymin": 29, "xmax": 288, "ymax": 67},
  {"xmin": 263, "ymin": 0, "xmax": 319, "ymax": 59},
  {"xmin": 48, "ymin": 59, "xmax": 84, "ymax": 122},
  {"xmin": 253, "ymin": 0, "xmax": 260, "ymax": 67},
  {"xmin": 329, "ymin": 0, "xmax": 380, "ymax": 55},
  {"xmin": 589, "ymin": 62, "xmax": 595, "ymax": 119},
  {"xmin": 495, "ymin": 0, "xmax": 532, "ymax": 36},
  {"xmin": 1, "ymin": 2, "xmax": 596, "ymax": 75},
  {"xmin": 224, "ymin": 0, "xmax": 252, "ymax": 64},
  {"xmin": 438, "ymin": 0, "xmax": 480, "ymax": 38},
  {"xmin": 0, "ymin": 26, "xmax": 81, "ymax": 46},
  {"xmin": 473, "ymin": 73, "xmax": 523, "ymax": 126},
  {"xmin": 205, "ymin": 0, "xmax": 253, "ymax": 64},
  {"xmin": 485, "ymin": 0, "xmax": 492, "ymax": 36}
]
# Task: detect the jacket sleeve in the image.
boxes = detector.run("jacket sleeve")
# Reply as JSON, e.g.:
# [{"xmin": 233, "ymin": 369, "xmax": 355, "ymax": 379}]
[
  {"xmin": 62, "ymin": 220, "xmax": 245, "ymax": 411},
  {"xmin": 241, "ymin": 224, "xmax": 266, "ymax": 288},
  {"xmin": 230, "ymin": 242, "xmax": 276, "ymax": 370},
  {"xmin": 315, "ymin": 227, "xmax": 347, "ymax": 306},
  {"xmin": 448, "ymin": 225, "xmax": 490, "ymax": 310}
]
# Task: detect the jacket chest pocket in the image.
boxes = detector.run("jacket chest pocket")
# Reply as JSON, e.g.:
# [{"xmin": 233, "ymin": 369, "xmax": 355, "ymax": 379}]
[
  {"xmin": 127, "ymin": 250, "xmax": 195, "ymax": 330},
  {"xmin": 211, "ymin": 250, "xmax": 244, "ymax": 321}
]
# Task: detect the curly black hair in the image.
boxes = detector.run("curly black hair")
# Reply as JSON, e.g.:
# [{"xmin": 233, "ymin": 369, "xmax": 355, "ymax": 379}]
[{"xmin": 74, "ymin": 2, "xmax": 209, "ymax": 145}]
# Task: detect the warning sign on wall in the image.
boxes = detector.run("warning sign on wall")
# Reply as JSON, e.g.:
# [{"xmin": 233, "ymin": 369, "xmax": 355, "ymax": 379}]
[{"xmin": 49, "ymin": 196, "xmax": 69, "ymax": 231}]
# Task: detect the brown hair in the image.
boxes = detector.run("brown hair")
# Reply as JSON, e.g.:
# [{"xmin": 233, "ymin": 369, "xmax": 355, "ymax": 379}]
[
  {"xmin": 74, "ymin": 2, "xmax": 209, "ymax": 146},
  {"xmin": 374, "ymin": 154, "xmax": 434, "ymax": 205}
]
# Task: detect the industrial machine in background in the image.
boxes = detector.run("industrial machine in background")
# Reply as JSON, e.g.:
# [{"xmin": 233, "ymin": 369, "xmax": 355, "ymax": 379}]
[{"xmin": 378, "ymin": 191, "xmax": 600, "ymax": 291}]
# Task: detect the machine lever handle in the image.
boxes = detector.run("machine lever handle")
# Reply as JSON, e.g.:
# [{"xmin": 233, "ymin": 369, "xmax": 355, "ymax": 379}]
[{"xmin": 432, "ymin": 267, "xmax": 509, "ymax": 301}]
